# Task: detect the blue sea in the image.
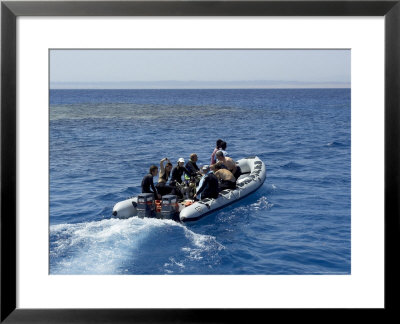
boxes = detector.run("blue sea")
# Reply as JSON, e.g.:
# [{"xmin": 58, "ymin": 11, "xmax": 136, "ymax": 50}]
[{"xmin": 49, "ymin": 88, "xmax": 351, "ymax": 275}]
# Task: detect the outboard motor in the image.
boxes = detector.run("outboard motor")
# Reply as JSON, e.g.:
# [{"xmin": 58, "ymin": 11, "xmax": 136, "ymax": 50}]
[
  {"xmin": 137, "ymin": 193, "xmax": 155, "ymax": 218},
  {"xmin": 161, "ymin": 195, "xmax": 179, "ymax": 219}
]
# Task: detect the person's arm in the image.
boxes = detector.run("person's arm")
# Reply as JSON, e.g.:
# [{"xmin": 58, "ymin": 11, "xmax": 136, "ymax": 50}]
[
  {"xmin": 210, "ymin": 148, "xmax": 217, "ymax": 165},
  {"xmin": 210, "ymin": 160, "xmax": 221, "ymax": 171},
  {"xmin": 159, "ymin": 158, "xmax": 166, "ymax": 173},
  {"xmin": 141, "ymin": 175, "xmax": 147, "ymax": 192}
]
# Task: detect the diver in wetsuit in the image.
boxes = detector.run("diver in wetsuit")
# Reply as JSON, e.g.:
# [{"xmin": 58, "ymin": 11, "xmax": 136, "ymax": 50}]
[
  {"xmin": 185, "ymin": 153, "xmax": 201, "ymax": 177},
  {"xmin": 141, "ymin": 165, "xmax": 161, "ymax": 200},
  {"xmin": 169, "ymin": 158, "xmax": 192, "ymax": 199},
  {"xmin": 170, "ymin": 158, "xmax": 191, "ymax": 185},
  {"xmin": 185, "ymin": 153, "xmax": 203, "ymax": 187},
  {"xmin": 194, "ymin": 165, "xmax": 219, "ymax": 200}
]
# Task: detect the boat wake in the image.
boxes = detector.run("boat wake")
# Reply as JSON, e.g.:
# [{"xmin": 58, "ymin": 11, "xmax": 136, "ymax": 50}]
[{"xmin": 49, "ymin": 217, "xmax": 224, "ymax": 274}]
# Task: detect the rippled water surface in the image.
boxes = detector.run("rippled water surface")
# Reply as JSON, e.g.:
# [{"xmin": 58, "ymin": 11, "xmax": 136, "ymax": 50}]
[{"xmin": 50, "ymin": 89, "xmax": 351, "ymax": 275}]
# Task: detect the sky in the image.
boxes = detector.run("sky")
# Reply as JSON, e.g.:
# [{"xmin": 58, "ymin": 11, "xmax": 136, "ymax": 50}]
[{"xmin": 50, "ymin": 49, "xmax": 350, "ymax": 89}]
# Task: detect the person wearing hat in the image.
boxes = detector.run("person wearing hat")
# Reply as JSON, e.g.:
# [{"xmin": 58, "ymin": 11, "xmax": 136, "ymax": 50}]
[
  {"xmin": 194, "ymin": 165, "xmax": 219, "ymax": 200},
  {"xmin": 170, "ymin": 157, "xmax": 191, "ymax": 187},
  {"xmin": 196, "ymin": 165, "xmax": 208, "ymax": 190}
]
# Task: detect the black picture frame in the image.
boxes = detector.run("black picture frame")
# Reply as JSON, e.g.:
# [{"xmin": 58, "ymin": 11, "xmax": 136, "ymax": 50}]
[{"xmin": 1, "ymin": 0, "xmax": 399, "ymax": 322}]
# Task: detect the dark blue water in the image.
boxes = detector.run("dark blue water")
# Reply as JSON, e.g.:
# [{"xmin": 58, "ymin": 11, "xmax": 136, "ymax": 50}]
[{"xmin": 49, "ymin": 89, "xmax": 351, "ymax": 275}]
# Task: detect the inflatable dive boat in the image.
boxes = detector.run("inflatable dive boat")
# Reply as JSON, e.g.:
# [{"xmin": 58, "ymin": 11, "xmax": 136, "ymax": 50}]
[{"xmin": 112, "ymin": 156, "xmax": 266, "ymax": 222}]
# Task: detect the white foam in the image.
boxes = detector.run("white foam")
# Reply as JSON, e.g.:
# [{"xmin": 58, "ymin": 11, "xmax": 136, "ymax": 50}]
[
  {"xmin": 249, "ymin": 196, "xmax": 273, "ymax": 210},
  {"xmin": 179, "ymin": 227, "xmax": 225, "ymax": 263},
  {"xmin": 49, "ymin": 217, "xmax": 225, "ymax": 274},
  {"xmin": 50, "ymin": 217, "xmax": 179, "ymax": 274}
]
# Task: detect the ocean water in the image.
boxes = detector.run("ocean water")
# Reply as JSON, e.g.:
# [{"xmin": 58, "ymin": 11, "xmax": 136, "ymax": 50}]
[{"xmin": 49, "ymin": 89, "xmax": 351, "ymax": 275}]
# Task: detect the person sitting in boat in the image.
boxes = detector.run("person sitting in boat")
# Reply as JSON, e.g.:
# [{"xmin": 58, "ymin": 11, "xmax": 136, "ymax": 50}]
[
  {"xmin": 211, "ymin": 150, "xmax": 242, "ymax": 180},
  {"xmin": 213, "ymin": 164, "xmax": 236, "ymax": 191},
  {"xmin": 170, "ymin": 158, "xmax": 191, "ymax": 185},
  {"xmin": 155, "ymin": 158, "xmax": 174, "ymax": 196},
  {"xmin": 185, "ymin": 153, "xmax": 201, "ymax": 177},
  {"xmin": 141, "ymin": 165, "xmax": 161, "ymax": 200},
  {"xmin": 185, "ymin": 153, "xmax": 202, "ymax": 185},
  {"xmin": 193, "ymin": 165, "xmax": 219, "ymax": 200},
  {"xmin": 210, "ymin": 139, "xmax": 223, "ymax": 165},
  {"xmin": 170, "ymin": 158, "xmax": 192, "ymax": 199}
]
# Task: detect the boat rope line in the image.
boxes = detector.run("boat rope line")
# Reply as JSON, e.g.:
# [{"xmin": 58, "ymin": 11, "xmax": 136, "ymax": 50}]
[
  {"xmin": 219, "ymin": 189, "xmax": 238, "ymax": 200},
  {"xmin": 197, "ymin": 200, "xmax": 212, "ymax": 209}
]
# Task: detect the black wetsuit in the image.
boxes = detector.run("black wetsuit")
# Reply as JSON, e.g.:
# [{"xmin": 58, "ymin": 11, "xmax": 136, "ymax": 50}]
[
  {"xmin": 219, "ymin": 179, "xmax": 236, "ymax": 191},
  {"xmin": 185, "ymin": 160, "xmax": 200, "ymax": 177},
  {"xmin": 233, "ymin": 166, "xmax": 242, "ymax": 180},
  {"xmin": 196, "ymin": 172, "xmax": 219, "ymax": 200},
  {"xmin": 141, "ymin": 173, "xmax": 157, "ymax": 198},
  {"xmin": 170, "ymin": 166, "xmax": 191, "ymax": 185}
]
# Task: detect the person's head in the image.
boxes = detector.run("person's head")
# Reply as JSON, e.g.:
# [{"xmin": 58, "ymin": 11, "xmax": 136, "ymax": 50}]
[
  {"xmin": 177, "ymin": 157, "xmax": 185, "ymax": 167},
  {"xmin": 202, "ymin": 165, "xmax": 210, "ymax": 174},
  {"xmin": 220, "ymin": 141, "xmax": 227, "ymax": 150},
  {"xmin": 215, "ymin": 150, "xmax": 224, "ymax": 161},
  {"xmin": 165, "ymin": 162, "xmax": 173, "ymax": 172},
  {"xmin": 190, "ymin": 153, "xmax": 198, "ymax": 162},
  {"xmin": 216, "ymin": 139, "xmax": 223, "ymax": 149},
  {"xmin": 149, "ymin": 165, "xmax": 158, "ymax": 176}
]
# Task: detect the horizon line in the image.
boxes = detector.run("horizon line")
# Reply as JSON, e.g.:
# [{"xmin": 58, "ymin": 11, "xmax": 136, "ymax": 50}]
[
  {"xmin": 50, "ymin": 80, "xmax": 350, "ymax": 90},
  {"xmin": 50, "ymin": 87, "xmax": 351, "ymax": 90}
]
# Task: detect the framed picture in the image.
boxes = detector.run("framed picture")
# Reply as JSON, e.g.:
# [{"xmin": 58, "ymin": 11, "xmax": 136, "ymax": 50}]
[{"xmin": 1, "ymin": 0, "xmax": 399, "ymax": 322}]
